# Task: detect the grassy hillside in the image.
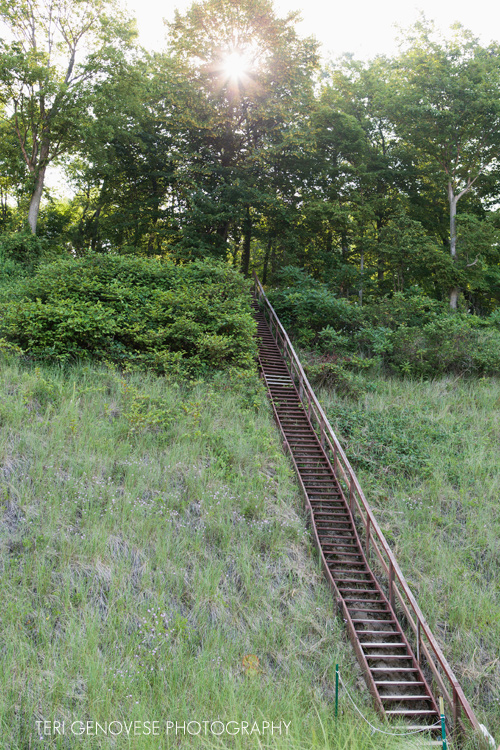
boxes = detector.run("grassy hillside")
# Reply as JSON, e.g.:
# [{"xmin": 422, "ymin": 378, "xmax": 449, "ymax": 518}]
[
  {"xmin": 0, "ymin": 354, "xmax": 440, "ymax": 750},
  {"xmin": 318, "ymin": 374, "xmax": 500, "ymax": 742}
]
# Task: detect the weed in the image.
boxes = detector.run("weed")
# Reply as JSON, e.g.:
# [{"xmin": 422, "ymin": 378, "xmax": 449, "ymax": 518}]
[
  {"xmin": 319, "ymin": 374, "xmax": 500, "ymax": 738},
  {"xmin": 0, "ymin": 355, "xmax": 404, "ymax": 749}
]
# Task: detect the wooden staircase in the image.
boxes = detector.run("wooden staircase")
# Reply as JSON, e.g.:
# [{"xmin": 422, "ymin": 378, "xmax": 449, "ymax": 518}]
[
  {"xmin": 250, "ymin": 275, "xmax": 488, "ymax": 746},
  {"xmin": 253, "ymin": 297, "xmax": 441, "ymax": 730}
]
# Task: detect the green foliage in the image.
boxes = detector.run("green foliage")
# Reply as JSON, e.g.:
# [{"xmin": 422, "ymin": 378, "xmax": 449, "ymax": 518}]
[
  {"xmin": 316, "ymin": 326, "xmax": 352, "ymax": 353},
  {"xmin": 0, "ymin": 255, "xmax": 256, "ymax": 374},
  {"xmin": 305, "ymin": 361, "xmax": 366, "ymax": 400},
  {"xmin": 0, "ymin": 355, "xmax": 412, "ymax": 750},
  {"xmin": 0, "ymin": 230, "xmax": 47, "ymax": 265},
  {"xmin": 360, "ymin": 290, "xmax": 445, "ymax": 329},
  {"xmin": 328, "ymin": 401, "xmax": 447, "ymax": 479},
  {"xmin": 270, "ymin": 270, "xmax": 500, "ymax": 379},
  {"xmin": 389, "ymin": 317, "xmax": 500, "ymax": 376},
  {"xmin": 0, "ymin": 254, "xmax": 26, "ymax": 290},
  {"xmin": 267, "ymin": 278, "xmax": 361, "ymax": 334}
]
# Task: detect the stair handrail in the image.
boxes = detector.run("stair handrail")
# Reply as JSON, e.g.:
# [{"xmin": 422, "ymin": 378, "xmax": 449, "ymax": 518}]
[{"xmin": 253, "ymin": 272, "xmax": 483, "ymax": 739}]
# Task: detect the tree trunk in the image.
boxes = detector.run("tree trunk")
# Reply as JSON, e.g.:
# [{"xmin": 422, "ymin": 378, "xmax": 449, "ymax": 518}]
[
  {"xmin": 217, "ymin": 220, "xmax": 230, "ymax": 242},
  {"xmin": 376, "ymin": 218, "xmax": 384, "ymax": 285},
  {"xmin": 270, "ymin": 243, "xmax": 277, "ymax": 278},
  {"xmin": 91, "ymin": 205, "xmax": 102, "ymax": 252},
  {"xmin": 27, "ymin": 165, "xmax": 47, "ymax": 234},
  {"xmin": 262, "ymin": 238, "xmax": 272, "ymax": 284},
  {"xmin": 359, "ymin": 249, "xmax": 364, "ymax": 306},
  {"xmin": 241, "ymin": 207, "xmax": 252, "ymax": 277},
  {"xmin": 326, "ymin": 230, "xmax": 332, "ymax": 255},
  {"xmin": 448, "ymin": 182, "xmax": 459, "ymax": 309},
  {"xmin": 341, "ymin": 232, "xmax": 349, "ymax": 297},
  {"xmin": 0, "ymin": 187, "xmax": 7, "ymax": 222},
  {"xmin": 27, "ymin": 137, "xmax": 51, "ymax": 235}
]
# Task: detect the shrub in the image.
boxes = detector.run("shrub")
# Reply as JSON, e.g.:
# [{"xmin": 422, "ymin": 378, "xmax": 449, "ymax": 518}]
[
  {"xmin": 0, "ymin": 255, "xmax": 256, "ymax": 375},
  {"xmin": 267, "ymin": 284, "xmax": 361, "ymax": 334},
  {"xmin": 317, "ymin": 326, "xmax": 352, "ymax": 353},
  {"xmin": 267, "ymin": 270, "xmax": 500, "ymax": 378},
  {"xmin": 361, "ymin": 289, "xmax": 445, "ymax": 329},
  {"xmin": 0, "ymin": 230, "xmax": 47, "ymax": 265},
  {"xmin": 305, "ymin": 361, "xmax": 365, "ymax": 400},
  {"xmin": 388, "ymin": 316, "xmax": 500, "ymax": 376}
]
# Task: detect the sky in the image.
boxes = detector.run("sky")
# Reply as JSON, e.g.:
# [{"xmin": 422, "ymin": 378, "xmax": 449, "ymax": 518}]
[{"xmin": 126, "ymin": 0, "xmax": 500, "ymax": 60}]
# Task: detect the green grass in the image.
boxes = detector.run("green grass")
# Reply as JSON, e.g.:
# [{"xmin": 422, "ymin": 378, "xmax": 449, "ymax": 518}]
[
  {"xmin": 0, "ymin": 355, "xmax": 442, "ymax": 750},
  {"xmin": 319, "ymin": 374, "xmax": 500, "ymax": 743}
]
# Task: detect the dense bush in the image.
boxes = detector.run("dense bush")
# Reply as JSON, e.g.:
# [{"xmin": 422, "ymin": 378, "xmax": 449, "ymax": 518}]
[
  {"xmin": 267, "ymin": 269, "xmax": 500, "ymax": 378},
  {"xmin": 389, "ymin": 317, "xmax": 500, "ymax": 376},
  {"xmin": 304, "ymin": 360, "xmax": 366, "ymax": 400},
  {"xmin": 0, "ymin": 230, "xmax": 47, "ymax": 266},
  {"xmin": 0, "ymin": 255, "xmax": 256, "ymax": 374},
  {"xmin": 0, "ymin": 250, "xmax": 26, "ymax": 288},
  {"xmin": 268, "ymin": 270, "xmax": 361, "ymax": 345}
]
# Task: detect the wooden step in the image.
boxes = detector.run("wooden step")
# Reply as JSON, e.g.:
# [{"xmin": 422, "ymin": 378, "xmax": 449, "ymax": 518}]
[
  {"xmin": 365, "ymin": 654, "xmax": 414, "ymax": 660},
  {"xmin": 386, "ymin": 710, "xmax": 438, "ymax": 717},
  {"xmin": 375, "ymin": 681, "xmax": 425, "ymax": 687},
  {"xmin": 381, "ymin": 696, "xmax": 433, "ymax": 702},
  {"xmin": 322, "ymin": 550, "xmax": 362, "ymax": 556},
  {"xmin": 370, "ymin": 667, "xmax": 419, "ymax": 673}
]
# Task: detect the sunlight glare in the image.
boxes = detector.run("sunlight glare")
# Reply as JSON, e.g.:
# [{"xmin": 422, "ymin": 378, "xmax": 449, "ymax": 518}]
[{"xmin": 223, "ymin": 50, "xmax": 249, "ymax": 81}]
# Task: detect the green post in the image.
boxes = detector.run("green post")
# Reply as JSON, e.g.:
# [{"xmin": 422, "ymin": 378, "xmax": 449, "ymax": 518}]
[
  {"xmin": 439, "ymin": 697, "xmax": 448, "ymax": 750},
  {"xmin": 335, "ymin": 664, "xmax": 339, "ymax": 720}
]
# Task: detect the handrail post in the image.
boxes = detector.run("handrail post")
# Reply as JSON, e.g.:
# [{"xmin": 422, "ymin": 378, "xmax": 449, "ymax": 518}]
[
  {"xmin": 366, "ymin": 517, "xmax": 371, "ymax": 561},
  {"xmin": 349, "ymin": 477, "xmax": 355, "ymax": 513},
  {"xmin": 389, "ymin": 562, "xmax": 395, "ymax": 610},
  {"xmin": 417, "ymin": 619, "xmax": 421, "ymax": 665},
  {"xmin": 320, "ymin": 416, "xmax": 325, "ymax": 449},
  {"xmin": 452, "ymin": 687, "xmax": 461, "ymax": 737}
]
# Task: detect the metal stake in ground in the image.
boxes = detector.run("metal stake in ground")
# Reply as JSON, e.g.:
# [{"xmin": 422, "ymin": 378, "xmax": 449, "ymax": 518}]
[
  {"xmin": 439, "ymin": 697, "xmax": 448, "ymax": 750},
  {"xmin": 335, "ymin": 664, "xmax": 339, "ymax": 720}
]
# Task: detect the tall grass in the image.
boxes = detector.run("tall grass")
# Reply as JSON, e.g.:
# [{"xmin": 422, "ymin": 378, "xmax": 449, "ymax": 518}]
[
  {"xmin": 319, "ymin": 374, "xmax": 500, "ymax": 743},
  {"xmin": 0, "ymin": 355, "xmax": 436, "ymax": 749}
]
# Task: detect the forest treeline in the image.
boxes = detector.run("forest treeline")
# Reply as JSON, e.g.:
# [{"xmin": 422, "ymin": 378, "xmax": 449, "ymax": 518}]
[{"xmin": 1, "ymin": 0, "xmax": 500, "ymax": 315}]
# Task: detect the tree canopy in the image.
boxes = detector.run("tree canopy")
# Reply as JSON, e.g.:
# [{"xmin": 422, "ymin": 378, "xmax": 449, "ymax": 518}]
[
  {"xmin": 0, "ymin": 0, "xmax": 137, "ymax": 234},
  {"xmin": 1, "ymin": 1, "xmax": 500, "ymax": 311}
]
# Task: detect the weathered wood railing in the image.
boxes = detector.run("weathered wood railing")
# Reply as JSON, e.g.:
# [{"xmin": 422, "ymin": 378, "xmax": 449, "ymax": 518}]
[{"xmin": 253, "ymin": 273, "xmax": 485, "ymax": 741}]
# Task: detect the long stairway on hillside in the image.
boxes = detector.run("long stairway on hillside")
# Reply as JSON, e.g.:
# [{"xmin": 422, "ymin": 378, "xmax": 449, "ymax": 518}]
[{"xmin": 252, "ymin": 295, "xmax": 441, "ymax": 732}]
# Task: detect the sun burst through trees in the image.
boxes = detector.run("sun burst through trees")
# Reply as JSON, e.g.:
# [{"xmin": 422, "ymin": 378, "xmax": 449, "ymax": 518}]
[{"xmin": 222, "ymin": 50, "xmax": 249, "ymax": 82}]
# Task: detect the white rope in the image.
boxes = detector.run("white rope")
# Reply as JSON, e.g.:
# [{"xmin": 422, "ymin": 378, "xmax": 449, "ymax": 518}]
[{"xmin": 338, "ymin": 673, "xmax": 442, "ymax": 738}]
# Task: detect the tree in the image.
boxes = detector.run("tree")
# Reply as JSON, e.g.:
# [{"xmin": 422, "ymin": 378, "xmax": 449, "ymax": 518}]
[
  {"xmin": 0, "ymin": 111, "xmax": 27, "ymax": 225},
  {"xmin": 62, "ymin": 52, "xmax": 185, "ymax": 255},
  {"xmin": 388, "ymin": 20, "xmax": 500, "ymax": 307},
  {"xmin": 0, "ymin": 0, "xmax": 136, "ymax": 235},
  {"xmin": 166, "ymin": 0, "xmax": 320, "ymax": 273}
]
